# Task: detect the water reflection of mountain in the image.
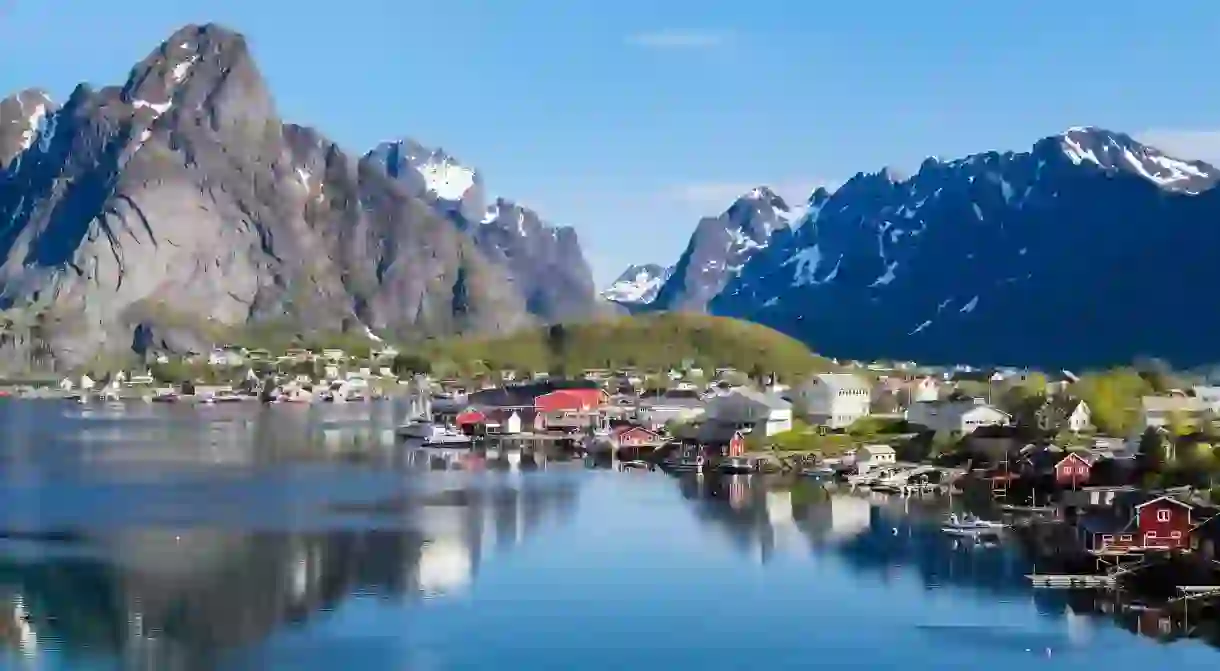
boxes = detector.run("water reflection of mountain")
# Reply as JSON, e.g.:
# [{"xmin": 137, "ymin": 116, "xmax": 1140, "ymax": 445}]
[
  {"xmin": 0, "ymin": 477, "xmax": 580, "ymax": 669},
  {"xmin": 0, "ymin": 399, "xmax": 420, "ymax": 472}
]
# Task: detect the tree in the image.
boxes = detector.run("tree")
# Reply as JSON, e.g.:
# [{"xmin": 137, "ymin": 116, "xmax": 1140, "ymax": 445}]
[
  {"xmin": 1136, "ymin": 427, "xmax": 1168, "ymax": 474},
  {"xmin": 1072, "ymin": 369, "xmax": 1152, "ymax": 436},
  {"xmin": 391, "ymin": 353, "xmax": 432, "ymax": 377},
  {"xmin": 1166, "ymin": 409, "xmax": 1194, "ymax": 438}
]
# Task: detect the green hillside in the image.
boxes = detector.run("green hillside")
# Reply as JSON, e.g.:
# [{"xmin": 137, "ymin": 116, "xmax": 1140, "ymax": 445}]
[{"xmin": 409, "ymin": 313, "xmax": 832, "ymax": 380}]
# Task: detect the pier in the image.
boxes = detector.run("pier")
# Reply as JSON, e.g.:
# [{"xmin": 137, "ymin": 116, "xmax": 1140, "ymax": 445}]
[{"xmin": 1026, "ymin": 574, "xmax": 1116, "ymax": 589}]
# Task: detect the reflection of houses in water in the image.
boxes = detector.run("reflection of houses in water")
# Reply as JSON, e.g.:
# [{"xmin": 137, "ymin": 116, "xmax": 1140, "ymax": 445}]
[
  {"xmin": 417, "ymin": 538, "xmax": 474, "ymax": 597},
  {"xmin": 800, "ymin": 495, "xmax": 872, "ymax": 545},
  {"xmin": 0, "ymin": 478, "xmax": 581, "ymax": 668},
  {"xmin": 764, "ymin": 490, "xmax": 806, "ymax": 556}
]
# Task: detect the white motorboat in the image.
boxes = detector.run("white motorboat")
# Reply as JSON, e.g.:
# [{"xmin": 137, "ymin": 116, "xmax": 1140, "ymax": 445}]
[
  {"xmin": 396, "ymin": 420, "xmax": 472, "ymax": 446},
  {"xmin": 941, "ymin": 513, "xmax": 1006, "ymax": 537}
]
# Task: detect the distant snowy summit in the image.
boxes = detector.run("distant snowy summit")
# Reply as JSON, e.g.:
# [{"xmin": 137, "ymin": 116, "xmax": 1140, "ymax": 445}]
[{"xmin": 601, "ymin": 264, "xmax": 673, "ymax": 305}]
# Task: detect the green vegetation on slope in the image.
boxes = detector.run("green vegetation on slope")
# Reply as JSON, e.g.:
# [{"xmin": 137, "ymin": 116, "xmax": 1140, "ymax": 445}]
[{"xmin": 409, "ymin": 313, "xmax": 832, "ymax": 380}]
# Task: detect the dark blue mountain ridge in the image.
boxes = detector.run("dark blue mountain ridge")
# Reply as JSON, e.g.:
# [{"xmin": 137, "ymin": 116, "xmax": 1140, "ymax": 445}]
[{"xmin": 707, "ymin": 127, "xmax": 1220, "ymax": 369}]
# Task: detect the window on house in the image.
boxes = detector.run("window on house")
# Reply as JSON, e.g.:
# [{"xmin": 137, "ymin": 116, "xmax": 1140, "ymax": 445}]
[
  {"xmin": 1156, "ymin": 509, "xmax": 1171, "ymax": 523},
  {"xmin": 1120, "ymin": 534, "xmax": 1133, "ymax": 542}
]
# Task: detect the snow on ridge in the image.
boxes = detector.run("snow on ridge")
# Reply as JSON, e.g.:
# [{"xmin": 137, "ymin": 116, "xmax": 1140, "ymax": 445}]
[
  {"xmin": 601, "ymin": 265, "xmax": 671, "ymax": 304},
  {"xmin": 414, "ymin": 155, "xmax": 477, "ymax": 201}
]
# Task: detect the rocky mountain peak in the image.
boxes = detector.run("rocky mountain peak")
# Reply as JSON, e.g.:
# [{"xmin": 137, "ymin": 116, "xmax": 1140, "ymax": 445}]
[
  {"xmin": 1034, "ymin": 126, "xmax": 1217, "ymax": 193},
  {"xmin": 0, "ymin": 22, "xmax": 607, "ymax": 369},
  {"xmin": 0, "ymin": 89, "xmax": 55, "ymax": 170},
  {"xmin": 648, "ymin": 185, "xmax": 794, "ymax": 313},
  {"xmin": 120, "ymin": 23, "xmax": 275, "ymax": 138}
]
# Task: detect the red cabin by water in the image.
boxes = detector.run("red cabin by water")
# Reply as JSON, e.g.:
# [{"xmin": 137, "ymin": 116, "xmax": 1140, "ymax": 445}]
[{"xmin": 1087, "ymin": 495, "xmax": 1193, "ymax": 553}]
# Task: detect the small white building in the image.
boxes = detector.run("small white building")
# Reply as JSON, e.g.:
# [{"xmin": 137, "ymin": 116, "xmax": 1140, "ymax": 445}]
[
  {"xmin": 322, "ymin": 348, "xmax": 347, "ymax": 363},
  {"xmin": 705, "ymin": 388, "xmax": 793, "ymax": 436},
  {"xmin": 1064, "ymin": 400, "xmax": 1092, "ymax": 433},
  {"xmin": 910, "ymin": 376, "xmax": 940, "ymax": 403},
  {"xmin": 502, "ymin": 411, "xmax": 523, "ymax": 435},
  {"xmin": 208, "ymin": 348, "xmax": 244, "ymax": 367},
  {"xmin": 794, "ymin": 373, "xmax": 871, "ymax": 429},
  {"xmin": 906, "ymin": 398, "xmax": 1010, "ymax": 434},
  {"xmin": 854, "ymin": 444, "xmax": 896, "ymax": 472}
]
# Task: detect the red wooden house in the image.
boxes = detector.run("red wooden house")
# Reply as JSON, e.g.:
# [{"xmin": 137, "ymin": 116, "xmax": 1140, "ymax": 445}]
[
  {"xmin": 1134, "ymin": 496, "xmax": 1194, "ymax": 550},
  {"xmin": 612, "ymin": 425, "xmax": 663, "ymax": 447},
  {"xmin": 534, "ymin": 388, "xmax": 606, "ymax": 412},
  {"xmin": 1082, "ymin": 495, "xmax": 1193, "ymax": 553},
  {"xmin": 455, "ymin": 408, "xmax": 488, "ymax": 432},
  {"xmin": 1054, "ymin": 452, "xmax": 1093, "ymax": 488}
]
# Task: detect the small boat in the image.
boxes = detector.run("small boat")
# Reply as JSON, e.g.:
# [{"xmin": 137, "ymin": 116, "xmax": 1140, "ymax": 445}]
[
  {"xmin": 717, "ymin": 456, "xmax": 756, "ymax": 474},
  {"xmin": 801, "ymin": 466, "xmax": 836, "ymax": 479},
  {"xmin": 396, "ymin": 420, "xmax": 472, "ymax": 446},
  {"xmin": 941, "ymin": 513, "xmax": 1006, "ymax": 537}
]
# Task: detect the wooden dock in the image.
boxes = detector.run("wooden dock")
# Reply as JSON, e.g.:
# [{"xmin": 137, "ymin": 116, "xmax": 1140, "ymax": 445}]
[{"xmin": 1026, "ymin": 574, "xmax": 1116, "ymax": 589}]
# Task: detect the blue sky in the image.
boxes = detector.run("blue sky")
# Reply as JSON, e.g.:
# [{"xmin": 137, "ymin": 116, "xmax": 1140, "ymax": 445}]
[{"xmin": 1, "ymin": 1, "xmax": 1218, "ymax": 285}]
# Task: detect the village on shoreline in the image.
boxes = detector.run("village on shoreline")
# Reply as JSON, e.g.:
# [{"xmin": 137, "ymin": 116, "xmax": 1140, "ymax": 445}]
[{"xmin": 7, "ymin": 340, "xmax": 1220, "ymax": 612}]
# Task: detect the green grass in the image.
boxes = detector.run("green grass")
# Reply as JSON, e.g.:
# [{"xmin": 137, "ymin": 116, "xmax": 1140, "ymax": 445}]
[{"xmin": 412, "ymin": 313, "xmax": 832, "ymax": 381}]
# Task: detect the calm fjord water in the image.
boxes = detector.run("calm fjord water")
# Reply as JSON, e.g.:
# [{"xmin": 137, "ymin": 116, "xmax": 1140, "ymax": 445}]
[{"xmin": 0, "ymin": 400, "xmax": 1218, "ymax": 670}]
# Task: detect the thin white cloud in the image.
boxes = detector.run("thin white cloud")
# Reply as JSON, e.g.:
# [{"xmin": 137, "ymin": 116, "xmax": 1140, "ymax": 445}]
[
  {"xmin": 625, "ymin": 30, "xmax": 731, "ymax": 49},
  {"xmin": 1137, "ymin": 129, "xmax": 1220, "ymax": 166},
  {"xmin": 667, "ymin": 178, "xmax": 839, "ymax": 211}
]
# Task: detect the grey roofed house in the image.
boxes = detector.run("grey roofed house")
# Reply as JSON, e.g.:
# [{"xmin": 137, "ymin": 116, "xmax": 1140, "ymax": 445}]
[
  {"xmin": 639, "ymin": 389, "xmax": 708, "ymax": 410},
  {"xmin": 811, "ymin": 373, "xmax": 871, "ymax": 394},
  {"xmin": 906, "ymin": 398, "xmax": 1010, "ymax": 434},
  {"xmin": 720, "ymin": 387, "xmax": 792, "ymax": 410}
]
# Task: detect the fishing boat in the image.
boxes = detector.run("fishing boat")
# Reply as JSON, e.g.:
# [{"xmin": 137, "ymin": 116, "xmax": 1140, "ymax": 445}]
[
  {"xmin": 940, "ymin": 513, "xmax": 1007, "ymax": 537},
  {"xmin": 396, "ymin": 420, "xmax": 472, "ymax": 446}
]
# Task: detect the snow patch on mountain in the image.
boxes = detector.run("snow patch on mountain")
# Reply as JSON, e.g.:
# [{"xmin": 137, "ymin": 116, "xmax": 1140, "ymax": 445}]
[
  {"xmin": 366, "ymin": 139, "xmax": 481, "ymax": 204},
  {"xmin": 602, "ymin": 264, "xmax": 673, "ymax": 304}
]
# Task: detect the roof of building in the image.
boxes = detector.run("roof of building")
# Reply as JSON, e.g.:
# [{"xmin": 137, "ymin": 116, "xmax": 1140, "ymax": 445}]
[
  {"xmin": 1142, "ymin": 395, "xmax": 1209, "ymax": 413},
  {"xmin": 1134, "ymin": 494, "xmax": 1194, "ymax": 511},
  {"xmin": 468, "ymin": 379, "xmax": 604, "ymax": 408},
  {"xmin": 640, "ymin": 394, "xmax": 707, "ymax": 410},
  {"xmin": 912, "ymin": 399, "xmax": 1011, "ymax": 423},
  {"xmin": 811, "ymin": 373, "xmax": 871, "ymax": 393},
  {"xmin": 1055, "ymin": 451, "xmax": 1096, "ymax": 467},
  {"xmin": 859, "ymin": 444, "xmax": 895, "ymax": 456},
  {"xmin": 716, "ymin": 387, "xmax": 792, "ymax": 410},
  {"xmin": 1077, "ymin": 514, "xmax": 1127, "ymax": 536}
]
